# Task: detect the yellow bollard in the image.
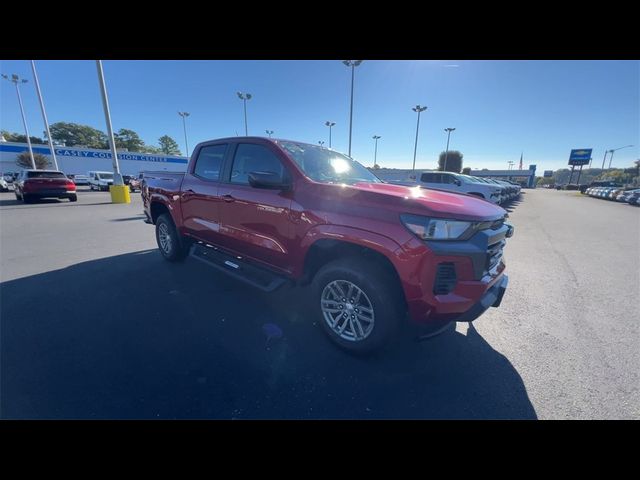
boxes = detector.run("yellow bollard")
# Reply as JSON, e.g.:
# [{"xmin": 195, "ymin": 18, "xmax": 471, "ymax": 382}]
[{"xmin": 109, "ymin": 185, "xmax": 131, "ymax": 204}]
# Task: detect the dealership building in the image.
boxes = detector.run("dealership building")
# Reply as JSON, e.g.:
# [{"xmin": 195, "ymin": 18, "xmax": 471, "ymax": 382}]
[{"xmin": 0, "ymin": 141, "xmax": 189, "ymax": 175}]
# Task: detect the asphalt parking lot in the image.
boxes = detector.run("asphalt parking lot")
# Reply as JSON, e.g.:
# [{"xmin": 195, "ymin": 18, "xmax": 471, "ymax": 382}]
[{"xmin": 1, "ymin": 187, "xmax": 638, "ymax": 419}]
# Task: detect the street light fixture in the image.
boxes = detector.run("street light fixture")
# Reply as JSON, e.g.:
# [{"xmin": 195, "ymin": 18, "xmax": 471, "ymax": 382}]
[
  {"xmin": 607, "ymin": 145, "xmax": 634, "ymax": 169},
  {"xmin": 265, "ymin": 130, "xmax": 274, "ymax": 138},
  {"xmin": 237, "ymin": 92, "xmax": 252, "ymax": 136},
  {"xmin": 325, "ymin": 121, "xmax": 336, "ymax": 148},
  {"xmin": 178, "ymin": 111, "xmax": 190, "ymax": 157},
  {"xmin": 508, "ymin": 161, "xmax": 514, "ymax": 170},
  {"xmin": 342, "ymin": 61, "xmax": 363, "ymax": 156},
  {"xmin": 372, "ymin": 135, "xmax": 381, "ymax": 167},
  {"xmin": 2, "ymin": 73, "xmax": 36, "ymax": 169},
  {"xmin": 318, "ymin": 141, "xmax": 325, "ymax": 146},
  {"xmin": 411, "ymin": 105, "xmax": 428, "ymax": 176},
  {"xmin": 443, "ymin": 127, "xmax": 456, "ymax": 172}
]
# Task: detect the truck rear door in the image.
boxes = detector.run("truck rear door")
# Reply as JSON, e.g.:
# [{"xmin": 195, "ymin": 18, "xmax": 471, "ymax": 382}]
[{"xmin": 179, "ymin": 143, "xmax": 229, "ymax": 245}]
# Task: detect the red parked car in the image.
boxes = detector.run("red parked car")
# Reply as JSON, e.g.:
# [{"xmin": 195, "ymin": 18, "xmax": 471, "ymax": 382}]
[
  {"xmin": 142, "ymin": 138, "xmax": 513, "ymax": 353},
  {"xmin": 14, "ymin": 170, "xmax": 77, "ymax": 203}
]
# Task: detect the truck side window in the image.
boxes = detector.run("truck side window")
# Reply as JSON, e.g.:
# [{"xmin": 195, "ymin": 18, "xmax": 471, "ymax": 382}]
[
  {"xmin": 421, "ymin": 173, "xmax": 439, "ymax": 183},
  {"xmin": 230, "ymin": 144, "xmax": 284, "ymax": 185},
  {"xmin": 442, "ymin": 174, "xmax": 456, "ymax": 184},
  {"xmin": 194, "ymin": 144, "xmax": 227, "ymax": 181}
]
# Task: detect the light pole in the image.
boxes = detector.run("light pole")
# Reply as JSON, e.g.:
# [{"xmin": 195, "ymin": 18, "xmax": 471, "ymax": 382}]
[
  {"xmin": 508, "ymin": 161, "xmax": 514, "ymax": 170},
  {"xmin": 237, "ymin": 92, "xmax": 252, "ymax": 136},
  {"xmin": 30, "ymin": 61, "xmax": 58, "ymax": 170},
  {"xmin": 443, "ymin": 127, "xmax": 456, "ymax": 172},
  {"xmin": 608, "ymin": 145, "xmax": 634, "ymax": 169},
  {"xmin": 178, "ymin": 111, "xmax": 190, "ymax": 157},
  {"xmin": 2, "ymin": 73, "xmax": 36, "ymax": 169},
  {"xmin": 342, "ymin": 60, "xmax": 362, "ymax": 156},
  {"xmin": 265, "ymin": 130, "xmax": 274, "ymax": 138},
  {"xmin": 96, "ymin": 60, "xmax": 123, "ymax": 188},
  {"xmin": 372, "ymin": 135, "xmax": 381, "ymax": 167},
  {"xmin": 325, "ymin": 121, "xmax": 336, "ymax": 148},
  {"xmin": 411, "ymin": 105, "xmax": 427, "ymax": 176},
  {"xmin": 318, "ymin": 141, "xmax": 325, "ymax": 146}
]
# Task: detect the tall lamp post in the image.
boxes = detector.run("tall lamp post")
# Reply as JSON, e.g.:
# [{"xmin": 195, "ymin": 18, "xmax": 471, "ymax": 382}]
[
  {"xmin": 508, "ymin": 161, "xmax": 514, "ymax": 170},
  {"xmin": 237, "ymin": 92, "xmax": 252, "ymax": 136},
  {"xmin": 30, "ymin": 61, "xmax": 58, "ymax": 170},
  {"xmin": 96, "ymin": 60, "xmax": 123, "ymax": 189},
  {"xmin": 342, "ymin": 61, "xmax": 363, "ymax": 156},
  {"xmin": 325, "ymin": 121, "xmax": 336, "ymax": 148},
  {"xmin": 178, "ymin": 111, "xmax": 190, "ymax": 157},
  {"xmin": 411, "ymin": 105, "xmax": 428, "ymax": 177},
  {"xmin": 265, "ymin": 130, "xmax": 274, "ymax": 138},
  {"xmin": 608, "ymin": 145, "xmax": 634, "ymax": 169},
  {"xmin": 1, "ymin": 73, "xmax": 36, "ymax": 169},
  {"xmin": 443, "ymin": 127, "xmax": 456, "ymax": 172},
  {"xmin": 372, "ymin": 135, "xmax": 381, "ymax": 167},
  {"xmin": 600, "ymin": 150, "xmax": 609, "ymax": 170}
]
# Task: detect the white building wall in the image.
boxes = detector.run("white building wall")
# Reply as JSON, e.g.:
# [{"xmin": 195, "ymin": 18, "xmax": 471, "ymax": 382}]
[{"xmin": 0, "ymin": 142, "xmax": 189, "ymax": 175}]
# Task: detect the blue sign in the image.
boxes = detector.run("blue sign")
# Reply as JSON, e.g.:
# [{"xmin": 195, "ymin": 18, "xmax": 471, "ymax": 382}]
[
  {"xmin": 568, "ymin": 149, "xmax": 592, "ymax": 166},
  {"xmin": 543, "ymin": 170, "xmax": 553, "ymax": 177}
]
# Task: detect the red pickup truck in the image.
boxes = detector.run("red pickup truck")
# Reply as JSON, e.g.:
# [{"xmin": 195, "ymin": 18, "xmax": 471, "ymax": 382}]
[{"xmin": 142, "ymin": 137, "xmax": 513, "ymax": 353}]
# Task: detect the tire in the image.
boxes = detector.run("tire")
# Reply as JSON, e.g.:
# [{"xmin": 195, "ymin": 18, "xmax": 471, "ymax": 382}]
[
  {"xmin": 312, "ymin": 257, "xmax": 403, "ymax": 354},
  {"xmin": 155, "ymin": 213, "xmax": 191, "ymax": 262},
  {"xmin": 23, "ymin": 194, "xmax": 32, "ymax": 204},
  {"xmin": 69, "ymin": 195, "xmax": 78, "ymax": 202}
]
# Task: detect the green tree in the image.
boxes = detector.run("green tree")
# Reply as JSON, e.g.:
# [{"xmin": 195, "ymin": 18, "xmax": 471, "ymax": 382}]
[
  {"xmin": 461, "ymin": 167, "xmax": 471, "ymax": 175},
  {"xmin": 158, "ymin": 135, "xmax": 182, "ymax": 155},
  {"xmin": 114, "ymin": 128, "xmax": 145, "ymax": 152},
  {"xmin": 16, "ymin": 151, "xmax": 49, "ymax": 169},
  {"xmin": 438, "ymin": 150, "xmax": 463, "ymax": 173},
  {"xmin": 49, "ymin": 122, "xmax": 108, "ymax": 149},
  {"xmin": 1, "ymin": 130, "xmax": 45, "ymax": 144},
  {"xmin": 141, "ymin": 145, "xmax": 163, "ymax": 154}
]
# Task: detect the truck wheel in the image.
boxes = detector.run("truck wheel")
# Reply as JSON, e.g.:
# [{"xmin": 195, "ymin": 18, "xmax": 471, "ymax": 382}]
[
  {"xmin": 312, "ymin": 258, "xmax": 403, "ymax": 354},
  {"xmin": 23, "ymin": 194, "xmax": 32, "ymax": 204},
  {"xmin": 69, "ymin": 195, "xmax": 78, "ymax": 202},
  {"xmin": 155, "ymin": 213, "xmax": 190, "ymax": 262}
]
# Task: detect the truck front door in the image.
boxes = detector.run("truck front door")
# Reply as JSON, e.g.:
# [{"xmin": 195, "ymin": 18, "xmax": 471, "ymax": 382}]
[{"xmin": 217, "ymin": 142, "xmax": 294, "ymax": 274}]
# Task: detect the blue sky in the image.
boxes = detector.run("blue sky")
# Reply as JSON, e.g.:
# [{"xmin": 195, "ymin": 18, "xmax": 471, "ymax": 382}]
[{"xmin": 1, "ymin": 60, "xmax": 638, "ymax": 171}]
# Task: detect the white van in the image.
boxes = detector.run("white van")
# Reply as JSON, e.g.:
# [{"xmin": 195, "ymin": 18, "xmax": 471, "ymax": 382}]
[{"xmin": 88, "ymin": 171, "xmax": 114, "ymax": 191}]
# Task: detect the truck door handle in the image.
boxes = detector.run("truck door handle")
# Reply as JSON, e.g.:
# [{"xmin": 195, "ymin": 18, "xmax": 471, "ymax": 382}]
[{"xmin": 222, "ymin": 194, "xmax": 235, "ymax": 203}]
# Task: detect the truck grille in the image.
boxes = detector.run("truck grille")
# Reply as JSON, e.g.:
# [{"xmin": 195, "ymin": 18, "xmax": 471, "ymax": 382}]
[
  {"xmin": 433, "ymin": 262, "xmax": 457, "ymax": 295},
  {"xmin": 486, "ymin": 239, "xmax": 506, "ymax": 273}
]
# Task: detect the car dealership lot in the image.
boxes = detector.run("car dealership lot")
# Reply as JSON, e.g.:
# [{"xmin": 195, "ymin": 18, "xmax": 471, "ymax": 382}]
[{"xmin": 1, "ymin": 188, "xmax": 638, "ymax": 419}]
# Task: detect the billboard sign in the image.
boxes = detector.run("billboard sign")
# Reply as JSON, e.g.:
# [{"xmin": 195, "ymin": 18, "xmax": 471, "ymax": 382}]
[
  {"xmin": 568, "ymin": 149, "xmax": 592, "ymax": 166},
  {"xmin": 543, "ymin": 170, "xmax": 553, "ymax": 177}
]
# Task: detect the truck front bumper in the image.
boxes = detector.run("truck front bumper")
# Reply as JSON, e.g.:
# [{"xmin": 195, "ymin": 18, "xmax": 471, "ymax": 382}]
[{"xmin": 451, "ymin": 274, "xmax": 508, "ymax": 323}]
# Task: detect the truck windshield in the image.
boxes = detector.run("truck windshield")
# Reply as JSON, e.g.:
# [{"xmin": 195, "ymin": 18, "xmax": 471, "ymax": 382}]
[{"xmin": 277, "ymin": 141, "xmax": 382, "ymax": 185}]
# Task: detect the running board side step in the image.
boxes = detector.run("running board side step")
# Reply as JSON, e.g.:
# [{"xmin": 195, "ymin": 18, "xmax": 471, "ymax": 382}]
[{"xmin": 190, "ymin": 243, "xmax": 288, "ymax": 292}]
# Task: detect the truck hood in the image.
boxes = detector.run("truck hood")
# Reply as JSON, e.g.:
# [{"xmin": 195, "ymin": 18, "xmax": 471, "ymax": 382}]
[{"xmin": 351, "ymin": 182, "xmax": 506, "ymax": 220}]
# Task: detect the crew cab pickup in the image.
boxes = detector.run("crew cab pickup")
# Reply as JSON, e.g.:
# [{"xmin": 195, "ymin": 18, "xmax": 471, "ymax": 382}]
[{"xmin": 142, "ymin": 137, "xmax": 513, "ymax": 353}]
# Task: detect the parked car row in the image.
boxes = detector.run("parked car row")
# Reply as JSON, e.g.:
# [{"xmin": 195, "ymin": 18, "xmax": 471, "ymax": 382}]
[
  {"xmin": 585, "ymin": 186, "xmax": 640, "ymax": 205},
  {"xmin": 383, "ymin": 171, "xmax": 521, "ymax": 205}
]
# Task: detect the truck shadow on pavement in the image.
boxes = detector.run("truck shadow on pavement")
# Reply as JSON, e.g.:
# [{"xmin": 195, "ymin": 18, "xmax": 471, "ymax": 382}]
[{"xmin": 1, "ymin": 250, "xmax": 537, "ymax": 420}]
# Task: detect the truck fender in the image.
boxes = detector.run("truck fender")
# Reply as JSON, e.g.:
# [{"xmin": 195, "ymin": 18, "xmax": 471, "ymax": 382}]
[{"xmin": 295, "ymin": 224, "xmax": 404, "ymax": 278}]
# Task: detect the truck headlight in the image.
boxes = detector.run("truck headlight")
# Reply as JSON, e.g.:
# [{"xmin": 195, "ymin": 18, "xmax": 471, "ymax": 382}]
[{"xmin": 400, "ymin": 214, "xmax": 475, "ymax": 241}]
